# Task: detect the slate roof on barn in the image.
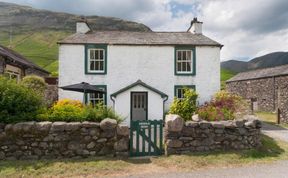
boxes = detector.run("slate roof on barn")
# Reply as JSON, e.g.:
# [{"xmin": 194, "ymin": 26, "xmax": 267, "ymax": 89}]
[
  {"xmin": 226, "ymin": 64, "xmax": 288, "ymax": 83},
  {"xmin": 58, "ymin": 31, "xmax": 222, "ymax": 47},
  {"xmin": 0, "ymin": 45, "xmax": 49, "ymax": 74}
]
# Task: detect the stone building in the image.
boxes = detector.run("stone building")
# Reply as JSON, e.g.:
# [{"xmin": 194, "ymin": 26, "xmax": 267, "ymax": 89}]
[
  {"xmin": 0, "ymin": 45, "xmax": 49, "ymax": 81},
  {"xmin": 226, "ymin": 65, "xmax": 288, "ymax": 123}
]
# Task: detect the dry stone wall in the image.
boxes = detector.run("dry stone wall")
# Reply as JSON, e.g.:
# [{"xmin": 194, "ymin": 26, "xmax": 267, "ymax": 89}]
[
  {"xmin": 226, "ymin": 75, "xmax": 288, "ymax": 123},
  {"xmin": 164, "ymin": 115, "xmax": 262, "ymax": 155},
  {"xmin": 277, "ymin": 76, "xmax": 288, "ymax": 123},
  {"xmin": 226, "ymin": 78, "xmax": 276, "ymax": 112},
  {"xmin": 0, "ymin": 119, "xmax": 129, "ymax": 160}
]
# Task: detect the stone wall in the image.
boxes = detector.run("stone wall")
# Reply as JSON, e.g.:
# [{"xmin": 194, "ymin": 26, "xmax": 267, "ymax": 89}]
[
  {"xmin": 226, "ymin": 75, "xmax": 288, "ymax": 123},
  {"xmin": 164, "ymin": 115, "xmax": 262, "ymax": 155},
  {"xmin": 0, "ymin": 119, "xmax": 129, "ymax": 160},
  {"xmin": 0, "ymin": 56, "xmax": 4, "ymax": 74},
  {"xmin": 45, "ymin": 85, "xmax": 58, "ymax": 106},
  {"xmin": 226, "ymin": 77, "xmax": 276, "ymax": 112},
  {"xmin": 277, "ymin": 76, "xmax": 288, "ymax": 123}
]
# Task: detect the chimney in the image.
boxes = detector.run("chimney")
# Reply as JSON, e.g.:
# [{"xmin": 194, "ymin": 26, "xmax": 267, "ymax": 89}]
[
  {"xmin": 76, "ymin": 17, "xmax": 91, "ymax": 34},
  {"xmin": 187, "ymin": 17, "xmax": 203, "ymax": 34}
]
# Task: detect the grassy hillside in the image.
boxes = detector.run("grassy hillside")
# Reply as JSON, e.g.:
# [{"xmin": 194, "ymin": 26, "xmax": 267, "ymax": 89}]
[
  {"xmin": 0, "ymin": 2, "xmax": 151, "ymax": 74},
  {"xmin": 0, "ymin": 30, "xmax": 70, "ymax": 73},
  {"xmin": 220, "ymin": 68, "xmax": 236, "ymax": 89}
]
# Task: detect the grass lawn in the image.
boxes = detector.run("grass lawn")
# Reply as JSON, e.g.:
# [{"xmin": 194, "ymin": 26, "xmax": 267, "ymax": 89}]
[
  {"xmin": 0, "ymin": 135, "xmax": 288, "ymax": 177},
  {"xmin": 256, "ymin": 112, "xmax": 288, "ymax": 128}
]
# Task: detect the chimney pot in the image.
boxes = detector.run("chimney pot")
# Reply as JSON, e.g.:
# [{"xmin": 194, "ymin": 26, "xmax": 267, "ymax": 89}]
[
  {"xmin": 188, "ymin": 17, "xmax": 203, "ymax": 34},
  {"xmin": 76, "ymin": 17, "xmax": 91, "ymax": 34}
]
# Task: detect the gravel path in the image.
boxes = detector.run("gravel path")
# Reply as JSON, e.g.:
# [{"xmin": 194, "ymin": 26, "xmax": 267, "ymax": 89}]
[
  {"xmin": 122, "ymin": 160, "xmax": 288, "ymax": 178},
  {"xmin": 261, "ymin": 122, "xmax": 288, "ymax": 142}
]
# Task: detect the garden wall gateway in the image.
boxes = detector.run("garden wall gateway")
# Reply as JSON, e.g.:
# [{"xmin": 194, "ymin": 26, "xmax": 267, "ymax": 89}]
[
  {"xmin": 0, "ymin": 119, "xmax": 129, "ymax": 160},
  {"xmin": 164, "ymin": 114, "xmax": 262, "ymax": 155}
]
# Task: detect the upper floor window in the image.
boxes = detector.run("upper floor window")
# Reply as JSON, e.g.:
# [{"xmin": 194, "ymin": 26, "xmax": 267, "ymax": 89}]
[
  {"xmin": 175, "ymin": 47, "xmax": 196, "ymax": 75},
  {"xmin": 85, "ymin": 44, "xmax": 107, "ymax": 74}
]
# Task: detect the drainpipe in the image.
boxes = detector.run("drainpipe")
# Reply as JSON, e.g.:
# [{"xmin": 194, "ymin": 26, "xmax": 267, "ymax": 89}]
[
  {"xmin": 110, "ymin": 95, "xmax": 115, "ymax": 110},
  {"xmin": 162, "ymin": 96, "xmax": 168, "ymax": 125}
]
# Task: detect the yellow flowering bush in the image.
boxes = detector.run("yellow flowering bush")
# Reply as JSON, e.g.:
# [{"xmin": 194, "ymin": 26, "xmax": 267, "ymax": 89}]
[{"xmin": 52, "ymin": 99, "xmax": 83, "ymax": 110}]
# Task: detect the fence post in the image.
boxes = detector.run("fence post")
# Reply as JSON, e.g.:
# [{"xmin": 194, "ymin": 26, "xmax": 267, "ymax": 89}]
[{"xmin": 277, "ymin": 108, "xmax": 281, "ymax": 124}]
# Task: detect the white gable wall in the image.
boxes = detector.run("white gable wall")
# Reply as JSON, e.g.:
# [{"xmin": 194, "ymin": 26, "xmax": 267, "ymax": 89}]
[
  {"xmin": 59, "ymin": 44, "xmax": 220, "ymax": 125},
  {"xmin": 114, "ymin": 85, "xmax": 164, "ymax": 126}
]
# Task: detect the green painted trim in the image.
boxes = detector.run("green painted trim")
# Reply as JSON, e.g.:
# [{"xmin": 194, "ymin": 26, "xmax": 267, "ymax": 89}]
[
  {"xmin": 129, "ymin": 120, "xmax": 163, "ymax": 157},
  {"xmin": 85, "ymin": 44, "xmax": 107, "ymax": 75},
  {"xmin": 85, "ymin": 85, "xmax": 107, "ymax": 105},
  {"xmin": 174, "ymin": 46, "xmax": 196, "ymax": 76},
  {"xmin": 130, "ymin": 92, "xmax": 148, "ymax": 122},
  {"xmin": 174, "ymin": 85, "xmax": 196, "ymax": 98},
  {"xmin": 111, "ymin": 80, "xmax": 168, "ymax": 98}
]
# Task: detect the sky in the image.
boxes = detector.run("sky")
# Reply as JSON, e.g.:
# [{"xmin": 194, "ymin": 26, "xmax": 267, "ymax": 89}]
[{"xmin": 2, "ymin": 0, "xmax": 288, "ymax": 61}]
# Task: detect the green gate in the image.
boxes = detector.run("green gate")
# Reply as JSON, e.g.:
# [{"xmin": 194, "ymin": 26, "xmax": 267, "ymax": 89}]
[{"xmin": 130, "ymin": 120, "xmax": 163, "ymax": 157}]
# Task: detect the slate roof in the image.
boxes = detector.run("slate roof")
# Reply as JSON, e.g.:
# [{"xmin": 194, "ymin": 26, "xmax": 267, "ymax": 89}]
[
  {"xmin": 58, "ymin": 31, "xmax": 222, "ymax": 47},
  {"xmin": 0, "ymin": 45, "xmax": 49, "ymax": 74},
  {"xmin": 111, "ymin": 80, "xmax": 168, "ymax": 98},
  {"xmin": 226, "ymin": 64, "xmax": 288, "ymax": 83}
]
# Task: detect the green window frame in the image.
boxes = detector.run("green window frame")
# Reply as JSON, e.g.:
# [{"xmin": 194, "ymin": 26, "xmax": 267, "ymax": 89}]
[
  {"xmin": 174, "ymin": 85, "xmax": 196, "ymax": 99},
  {"xmin": 85, "ymin": 85, "xmax": 107, "ymax": 105},
  {"xmin": 85, "ymin": 44, "xmax": 107, "ymax": 74},
  {"xmin": 174, "ymin": 46, "xmax": 196, "ymax": 76}
]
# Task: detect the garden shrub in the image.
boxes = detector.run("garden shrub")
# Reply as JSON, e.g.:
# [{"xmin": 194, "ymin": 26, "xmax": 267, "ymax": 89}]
[
  {"xmin": 21, "ymin": 75, "xmax": 47, "ymax": 96},
  {"xmin": 197, "ymin": 90, "xmax": 248, "ymax": 121},
  {"xmin": 83, "ymin": 102, "xmax": 123, "ymax": 123},
  {"xmin": 169, "ymin": 88, "xmax": 198, "ymax": 121},
  {"xmin": 0, "ymin": 77, "xmax": 44, "ymax": 123},
  {"xmin": 38, "ymin": 99, "xmax": 123, "ymax": 123}
]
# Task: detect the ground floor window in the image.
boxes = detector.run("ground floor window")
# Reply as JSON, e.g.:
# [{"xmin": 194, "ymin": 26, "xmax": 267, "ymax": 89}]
[
  {"xmin": 87, "ymin": 85, "xmax": 107, "ymax": 105},
  {"xmin": 174, "ymin": 85, "xmax": 196, "ymax": 99},
  {"xmin": 4, "ymin": 64, "xmax": 22, "ymax": 82}
]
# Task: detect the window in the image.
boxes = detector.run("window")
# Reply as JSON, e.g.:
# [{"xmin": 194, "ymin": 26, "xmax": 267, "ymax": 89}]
[
  {"xmin": 87, "ymin": 85, "xmax": 107, "ymax": 105},
  {"xmin": 174, "ymin": 85, "xmax": 195, "ymax": 100},
  {"xmin": 4, "ymin": 64, "xmax": 22, "ymax": 82},
  {"xmin": 175, "ymin": 47, "xmax": 195, "ymax": 75},
  {"xmin": 85, "ymin": 44, "xmax": 107, "ymax": 74}
]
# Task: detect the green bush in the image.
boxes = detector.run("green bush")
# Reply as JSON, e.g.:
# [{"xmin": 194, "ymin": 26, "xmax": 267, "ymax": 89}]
[
  {"xmin": 197, "ymin": 90, "xmax": 248, "ymax": 121},
  {"xmin": 37, "ymin": 99, "xmax": 123, "ymax": 123},
  {"xmin": 21, "ymin": 75, "xmax": 47, "ymax": 96},
  {"xmin": 169, "ymin": 88, "xmax": 198, "ymax": 121},
  {"xmin": 0, "ymin": 77, "xmax": 44, "ymax": 123},
  {"xmin": 83, "ymin": 103, "xmax": 123, "ymax": 123}
]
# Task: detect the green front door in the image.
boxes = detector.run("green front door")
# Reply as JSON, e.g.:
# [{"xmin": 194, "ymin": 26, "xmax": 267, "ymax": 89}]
[{"xmin": 130, "ymin": 120, "xmax": 163, "ymax": 157}]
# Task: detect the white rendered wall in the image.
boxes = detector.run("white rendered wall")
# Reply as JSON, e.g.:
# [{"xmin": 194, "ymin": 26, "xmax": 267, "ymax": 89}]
[
  {"xmin": 114, "ymin": 85, "xmax": 163, "ymax": 126},
  {"xmin": 59, "ymin": 44, "xmax": 220, "ymax": 125}
]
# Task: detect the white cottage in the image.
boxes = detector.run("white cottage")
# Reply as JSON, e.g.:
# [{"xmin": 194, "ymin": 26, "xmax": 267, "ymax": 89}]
[{"xmin": 58, "ymin": 18, "xmax": 222, "ymax": 126}]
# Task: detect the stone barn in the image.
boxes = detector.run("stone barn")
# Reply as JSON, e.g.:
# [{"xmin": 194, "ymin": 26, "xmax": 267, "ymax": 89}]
[{"xmin": 226, "ymin": 65, "xmax": 288, "ymax": 123}]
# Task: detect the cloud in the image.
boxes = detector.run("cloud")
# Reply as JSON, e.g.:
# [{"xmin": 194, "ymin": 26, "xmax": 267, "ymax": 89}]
[{"xmin": 2, "ymin": 0, "xmax": 288, "ymax": 61}]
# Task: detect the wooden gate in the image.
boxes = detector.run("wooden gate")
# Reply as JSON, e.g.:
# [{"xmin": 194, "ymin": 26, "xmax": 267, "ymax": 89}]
[{"xmin": 130, "ymin": 120, "xmax": 163, "ymax": 157}]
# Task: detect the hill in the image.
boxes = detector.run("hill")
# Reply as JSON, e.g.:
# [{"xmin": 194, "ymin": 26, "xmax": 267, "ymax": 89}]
[
  {"xmin": 0, "ymin": 2, "xmax": 151, "ymax": 74},
  {"xmin": 221, "ymin": 52, "xmax": 288, "ymax": 73}
]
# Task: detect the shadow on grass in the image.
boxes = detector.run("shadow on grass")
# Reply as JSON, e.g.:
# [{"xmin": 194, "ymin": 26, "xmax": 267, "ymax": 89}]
[
  {"xmin": 0, "ymin": 135, "xmax": 285, "ymax": 172},
  {"xmin": 0, "ymin": 155, "xmax": 152, "ymax": 173},
  {"xmin": 262, "ymin": 122, "xmax": 288, "ymax": 131}
]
